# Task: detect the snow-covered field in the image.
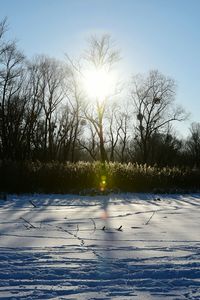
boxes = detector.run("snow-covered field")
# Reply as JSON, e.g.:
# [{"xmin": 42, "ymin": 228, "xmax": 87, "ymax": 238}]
[{"xmin": 0, "ymin": 193, "xmax": 199, "ymax": 300}]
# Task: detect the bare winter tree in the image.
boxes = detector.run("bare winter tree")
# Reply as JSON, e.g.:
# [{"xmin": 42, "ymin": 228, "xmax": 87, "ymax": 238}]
[
  {"xmin": 130, "ymin": 70, "xmax": 187, "ymax": 164},
  {"xmin": 21, "ymin": 61, "xmax": 44, "ymax": 159},
  {"xmin": 83, "ymin": 34, "xmax": 121, "ymax": 162},
  {"xmin": 106, "ymin": 103, "xmax": 130, "ymax": 162},
  {"xmin": 77, "ymin": 122, "xmax": 99, "ymax": 161},
  {"xmin": 107, "ymin": 104, "xmax": 121, "ymax": 161},
  {"xmin": 63, "ymin": 63, "xmax": 85, "ymax": 162},
  {"xmin": 0, "ymin": 19, "xmax": 192, "ymax": 166},
  {"xmin": 29, "ymin": 56, "xmax": 66, "ymax": 160},
  {"xmin": 0, "ymin": 18, "xmax": 26, "ymax": 159}
]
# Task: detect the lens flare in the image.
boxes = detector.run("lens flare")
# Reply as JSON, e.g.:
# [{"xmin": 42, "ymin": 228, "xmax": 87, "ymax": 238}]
[{"xmin": 100, "ymin": 175, "xmax": 107, "ymax": 192}]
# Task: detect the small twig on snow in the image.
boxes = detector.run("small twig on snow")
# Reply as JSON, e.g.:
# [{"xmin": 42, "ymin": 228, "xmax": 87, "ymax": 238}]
[
  {"xmin": 90, "ymin": 218, "xmax": 96, "ymax": 233},
  {"xmin": 75, "ymin": 224, "xmax": 79, "ymax": 236},
  {"xmin": 145, "ymin": 211, "xmax": 156, "ymax": 225},
  {"xmin": 23, "ymin": 224, "xmax": 30, "ymax": 230},
  {"xmin": 117, "ymin": 225, "xmax": 123, "ymax": 231},
  {"xmin": 20, "ymin": 217, "xmax": 36, "ymax": 229},
  {"xmin": 29, "ymin": 200, "xmax": 37, "ymax": 208}
]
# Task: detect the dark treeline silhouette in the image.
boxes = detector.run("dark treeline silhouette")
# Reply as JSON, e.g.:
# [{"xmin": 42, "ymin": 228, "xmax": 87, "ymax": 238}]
[{"xmin": 0, "ymin": 18, "xmax": 199, "ymax": 168}]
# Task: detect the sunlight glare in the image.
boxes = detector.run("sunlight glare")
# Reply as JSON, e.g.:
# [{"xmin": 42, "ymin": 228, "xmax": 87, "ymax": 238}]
[{"xmin": 83, "ymin": 67, "xmax": 116, "ymax": 100}]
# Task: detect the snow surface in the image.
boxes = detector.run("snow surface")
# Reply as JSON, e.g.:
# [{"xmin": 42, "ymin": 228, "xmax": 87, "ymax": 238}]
[{"xmin": 0, "ymin": 193, "xmax": 199, "ymax": 300}]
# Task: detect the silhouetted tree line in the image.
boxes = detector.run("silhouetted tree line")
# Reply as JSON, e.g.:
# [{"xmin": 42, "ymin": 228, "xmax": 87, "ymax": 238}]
[{"xmin": 0, "ymin": 18, "xmax": 199, "ymax": 168}]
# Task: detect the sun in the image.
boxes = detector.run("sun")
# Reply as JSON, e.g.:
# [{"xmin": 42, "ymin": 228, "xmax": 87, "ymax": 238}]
[{"xmin": 82, "ymin": 67, "xmax": 117, "ymax": 100}]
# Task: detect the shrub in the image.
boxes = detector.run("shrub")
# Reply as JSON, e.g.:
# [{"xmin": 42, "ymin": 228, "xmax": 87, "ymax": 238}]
[{"xmin": 0, "ymin": 160, "xmax": 199, "ymax": 194}]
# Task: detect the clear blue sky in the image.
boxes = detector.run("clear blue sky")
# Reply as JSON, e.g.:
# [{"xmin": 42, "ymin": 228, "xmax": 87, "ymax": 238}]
[{"xmin": 0, "ymin": 0, "xmax": 200, "ymax": 137}]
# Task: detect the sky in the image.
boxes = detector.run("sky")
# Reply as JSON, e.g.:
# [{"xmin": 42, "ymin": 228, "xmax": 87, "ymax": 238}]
[{"xmin": 0, "ymin": 0, "xmax": 200, "ymax": 137}]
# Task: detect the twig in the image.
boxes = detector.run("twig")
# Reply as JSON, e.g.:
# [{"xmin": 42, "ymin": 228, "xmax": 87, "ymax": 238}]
[
  {"xmin": 117, "ymin": 225, "xmax": 123, "ymax": 231},
  {"xmin": 20, "ymin": 217, "xmax": 36, "ymax": 228},
  {"xmin": 29, "ymin": 200, "xmax": 37, "ymax": 208},
  {"xmin": 90, "ymin": 218, "xmax": 96, "ymax": 233},
  {"xmin": 145, "ymin": 211, "xmax": 156, "ymax": 225},
  {"xmin": 23, "ymin": 224, "xmax": 30, "ymax": 230},
  {"xmin": 75, "ymin": 224, "xmax": 79, "ymax": 236}
]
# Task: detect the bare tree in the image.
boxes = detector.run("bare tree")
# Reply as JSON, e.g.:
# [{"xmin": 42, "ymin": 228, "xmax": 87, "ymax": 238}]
[
  {"xmin": 84, "ymin": 34, "xmax": 120, "ymax": 70},
  {"xmin": 106, "ymin": 103, "xmax": 130, "ymax": 162},
  {"xmin": 29, "ymin": 56, "xmax": 66, "ymax": 160},
  {"xmin": 107, "ymin": 105, "xmax": 121, "ymax": 161},
  {"xmin": 130, "ymin": 70, "xmax": 187, "ymax": 164},
  {"xmin": 78, "ymin": 122, "xmax": 99, "ymax": 161},
  {"xmin": 0, "ymin": 18, "xmax": 25, "ymax": 159},
  {"xmin": 64, "ymin": 63, "xmax": 85, "ymax": 161},
  {"xmin": 83, "ymin": 34, "xmax": 121, "ymax": 162}
]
